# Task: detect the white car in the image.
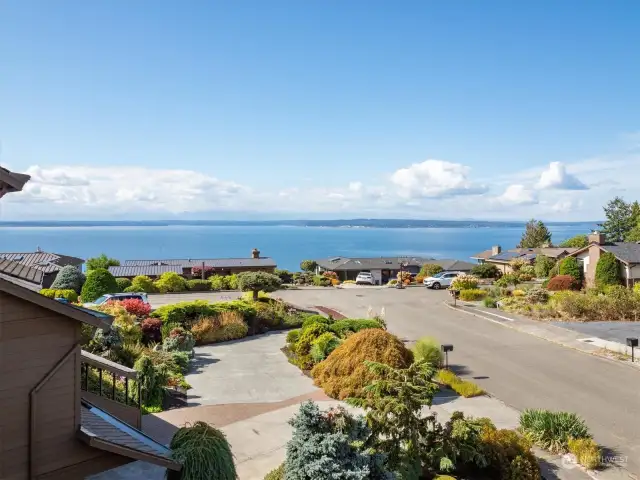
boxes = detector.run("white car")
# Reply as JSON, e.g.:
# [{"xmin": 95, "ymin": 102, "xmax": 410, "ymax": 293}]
[
  {"xmin": 355, "ymin": 272, "xmax": 375, "ymax": 285},
  {"xmin": 423, "ymin": 271, "xmax": 463, "ymax": 290},
  {"xmin": 83, "ymin": 292, "xmax": 149, "ymax": 308}
]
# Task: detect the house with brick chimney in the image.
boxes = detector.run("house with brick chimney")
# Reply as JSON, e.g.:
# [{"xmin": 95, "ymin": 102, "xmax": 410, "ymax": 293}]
[
  {"xmin": 565, "ymin": 232, "xmax": 640, "ymax": 288},
  {"xmin": 108, "ymin": 249, "xmax": 276, "ymax": 279}
]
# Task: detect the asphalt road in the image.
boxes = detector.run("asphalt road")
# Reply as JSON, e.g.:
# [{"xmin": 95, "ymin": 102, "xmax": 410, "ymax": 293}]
[
  {"xmin": 550, "ymin": 320, "xmax": 640, "ymax": 344},
  {"xmin": 278, "ymin": 287, "xmax": 640, "ymax": 475}
]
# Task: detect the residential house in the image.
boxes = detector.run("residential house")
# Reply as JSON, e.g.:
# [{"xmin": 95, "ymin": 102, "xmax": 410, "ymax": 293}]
[
  {"xmin": 0, "ymin": 275, "xmax": 180, "ymax": 479},
  {"xmin": 314, "ymin": 256, "xmax": 475, "ymax": 284},
  {"xmin": 0, "ymin": 258, "xmax": 44, "ymax": 291},
  {"xmin": 470, "ymin": 245, "xmax": 578, "ymax": 274},
  {"xmin": 0, "ymin": 249, "xmax": 84, "ymax": 288},
  {"xmin": 0, "ymin": 166, "xmax": 30, "ymax": 198},
  {"xmin": 566, "ymin": 232, "xmax": 640, "ymax": 288},
  {"xmin": 110, "ymin": 248, "xmax": 276, "ymax": 279}
]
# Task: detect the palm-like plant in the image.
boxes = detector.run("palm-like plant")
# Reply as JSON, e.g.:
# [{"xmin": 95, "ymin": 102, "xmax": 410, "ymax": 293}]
[{"xmin": 519, "ymin": 409, "xmax": 591, "ymax": 453}]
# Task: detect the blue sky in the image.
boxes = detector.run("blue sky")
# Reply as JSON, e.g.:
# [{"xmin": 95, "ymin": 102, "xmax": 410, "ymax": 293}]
[{"xmin": 1, "ymin": 1, "xmax": 639, "ymax": 220}]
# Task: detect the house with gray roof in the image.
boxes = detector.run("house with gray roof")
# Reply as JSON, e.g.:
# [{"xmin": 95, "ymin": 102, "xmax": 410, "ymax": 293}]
[
  {"xmin": 471, "ymin": 245, "xmax": 578, "ymax": 274},
  {"xmin": 110, "ymin": 248, "xmax": 276, "ymax": 279},
  {"xmin": 567, "ymin": 232, "xmax": 640, "ymax": 288},
  {"xmin": 0, "ymin": 249, "xmax": 84, "ymax": 288},
  {"xmin": 314, "ymin": 256, "xmax": 475, "ymax": 285}
]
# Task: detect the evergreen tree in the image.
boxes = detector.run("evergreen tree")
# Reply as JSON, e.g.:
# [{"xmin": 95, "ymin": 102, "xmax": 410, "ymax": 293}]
[
  {"xmin": 558, "ymin": 257, "xmax": 582, "ymax": 284},
  {"xmin": 600, "ymin": 197, "xmax": 634, "ymax": 242},
  {"xmin": 86, "ymin": 253, "xmax": 120, "ymax": 271},
  {"xmin": 80, "ymin": 268, "xmax": 118, "ymax": 302},
  {"xmin": 534, "ymin": 255, "xmax": 556, "ymax": 279},
  {"xmin": 625, "ymin": 200, "xmax": 640, "ymax": 241},
  {"xmin": 517, "ymin": 219, "xmax": 552, "ymax": 248},
  {"xmin": 50, "ymin": 265, "xmax": 86, "ymax": 293},
  {"xmin": 595, "ymin": 252, "xmax": 621, "ymax": 288}
]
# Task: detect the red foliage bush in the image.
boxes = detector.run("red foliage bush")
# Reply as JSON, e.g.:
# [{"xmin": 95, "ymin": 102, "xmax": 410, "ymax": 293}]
[
  {"xmin": 546, "ymin": 275, "xmax": 580, "ymax": 291},
  {"xmin": 118, "ymin": 298, "xmax": 152, "ymax": 317},
  {"xmin": 141, "ymin": 318, "xmax": 162, "ymax": 344},
  {"xmin": 192, "ymin": 265, "xmax": 214, "ymax": 279}
]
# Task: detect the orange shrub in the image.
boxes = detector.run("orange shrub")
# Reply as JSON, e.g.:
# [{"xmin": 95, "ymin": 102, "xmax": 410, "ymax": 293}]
[
  {"xmin": 331, "ymin": 278, "xmax": 340, "ymax": 286},
  {"xmin": 415, "ymin": 275, "xmax": 425, "ymax": 284},
  {"xmin": 311, "ymin": 329, "xmax": 413, "ymax": 399}
]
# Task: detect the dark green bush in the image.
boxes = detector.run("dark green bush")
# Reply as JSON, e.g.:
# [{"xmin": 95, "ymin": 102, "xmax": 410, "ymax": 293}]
[
  {"xmin": 115, "ymin": 277, "xmax": 132, "ymax": 292},
  {"xmin": 470, "ymin": 263, "xmax": 500, "ymax": 279},
  {"xmin": 187, "ymin": 279, "xmax": 211, "ymax": 291},
  {"xmin": 559, "ymin": 257, "xmax": 582, "ymax": 284},
  {"xmin": 274, "ymin": 269, "xmax": 293, "ymax": 284},
  {"xmin": 534, "ymin": 255, "xmax": 556, "ymax": 278},
  {"xmin": 80, "ymin": 268, "xmax": 118, "ymax": 303},
  {"xmin": 312, "ymin": 275, "xmax": 331, "ymax": 287},
  {"xmin": 329, "ymin": 319, "xmax": 382, "ymax": 337},
  {"xmin": 483, "ymin": 297, "xmax": 497, "ymax": 308},
  {"xmin": 300, "ymin": 260, "xmax": 318, "ymax": 272},
  {"xmin": 595, "ymin": 252, "xmax": 621, "ymax": 288},
  {"xmin": 237, "ymin": 271, "xmax": 282, "ymax": 300},
  {"xmin": 50, "ymin": 265, "xmax": 86, "ymax": 293},
  {"xmin": 420, "ymin": 263, "xmax": 444, "ymax": 277}
]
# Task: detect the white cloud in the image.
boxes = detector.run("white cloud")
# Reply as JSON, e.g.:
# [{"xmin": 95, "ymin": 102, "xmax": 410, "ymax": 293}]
[
  {"xmin": 499, "ymin": 184, "xmax": 538, "ymax": 205},
  {"xmin": 536, "ymin": 162, "xmax": 588, "ymax": 190},
  {"xmin": 390, "ymin": 159, "xmax": 487, "ymax": 199},
  {"xmin": 7, "ymin": 165, "xmax": 248, "ymax": 214}
]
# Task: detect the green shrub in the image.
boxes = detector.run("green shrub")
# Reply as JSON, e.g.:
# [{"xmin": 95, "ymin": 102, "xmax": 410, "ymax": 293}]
[
  {"xmin": 129, "ymin": 275, "xmax": 158, "ymax": 293},
  {"xmin": 226, "ymin": 274, "xmax": 239, "ymax": 290},
  {"xmin": 50, "ymin": 265, "xmax": 86, "ymax": 293},
  {"xmin": 190, "ymin": 312, "xmax": 249, "ymax": 344},
  {"xmin": 295, "ymin": 323, "xmax": 329, "ymax": 358},
  {"xmin": 312, "ymin": 275, "xmax": 331, "ymax": 287},
  {"xmin": 519, "ymin": 409, "xmax": 591, "ymax": 453},
  {"xmin": 520, "ymin": 264, "xmax": 536, "ymax": 276},
  {"xmin": 559, "ymin": 234, "xmax": 589, "ymax": 248},
  {"xmin": 481, "ymin": 428, "xmax": 540, "ymax": 480},
  {"xmin": 559, "ymin": 257, "xmax": 582, "ymax": 283},
  {"xmin": 301, "ymin": 314, "xmax": 331, "ymax": 329},
  {"xmin": 40, "ymin": 288, "xmax": 79, "ymax": 303},
  {"xmin": 525, "ymin": 287, "xmax": 549, "ymax": 304},
  {"xmin": 162, "ymin": 327, "xmax": 196, "ymax": 354},
  {"xmin": 81, "ymin": 268, "xmax": 119, "ymax": 303},
  {"xmin": 154, "ymin": 272, "xmax": 188, "ymax": 293},
  {"xmin": 171, "ymin": 352, "xmax": 190, "ymax": 374},
  {"xmin": 535, "ymin": 255, "xmax": 556, "ymax": 278},
  {"xmin": 311, "ymin": 329, "xmax": 413, "ymax": 399},
  {"xmin": 470, "ymin": 263, "xmax": 500, "ymax": 279},
  {"xmin": 274, "ymin": 269, "xmax": 293, "ymax": 284},
  {"xmin": 167, "ymin": 422, "xmax": 236, "ymax": 480},
  {"xmin": 495, "ymin": 273, "xmax": 520, "ymax": 287},
  {"xmin": 115, "ymin": 277, "xmax": 132, "ymax": 291},
  {"xmin": 286, "ymin": 329, "xmax": 301, "ymax": 345},
  {"xmin": 309, "ymin": 332, "xmax": 341, "ymax": 363},
  {"xmin": 436, "ymin": 369, "xmax": 485, "ymax": 398},
  {"xmin": 546, "ymin": 275, "xmax": 580, "ymax": 291},
  {"xmin": 595, "ymin": 252, "xmax": 621, "ymax": 288},
  {"xmin": 187, "ymin": 279, "xmax": 211, "ymax": 291},
  {"xmin": 459, "ymin": 289, "xmax": 486, "ymax": 301},
  {"xmin": 420, "ymin": 263, "xmax": 444, "ymax": 277},
  {"xmin": 152, "ymin": 300, "xmax": 257, "ymax": 327},
  {"xmin": 299, "ymin": 260, "xmax": 318, "ymax": 272},
  {"xmin": 237, "ymin": 271, "xmax": 282, "ymax": 300},
  {"xmin": 329, "ymin": 319, "xmax": 382, "ymax": 337},
  {"xmin": 483, "ymin": 297, "xmax": 497, "ymax": 308},
  {"xmin": 412, "ymin": 336, "xmax": 443, "ymax": 366},
  {"xmin": 568, "ymin": 438, "xmax": 601, "ymax": 469}
]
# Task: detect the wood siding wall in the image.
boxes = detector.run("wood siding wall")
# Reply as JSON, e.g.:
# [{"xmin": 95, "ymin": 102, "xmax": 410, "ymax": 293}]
[{"xmin": 0, "ymin": 291, "xmax": 106, "ymax": 480}]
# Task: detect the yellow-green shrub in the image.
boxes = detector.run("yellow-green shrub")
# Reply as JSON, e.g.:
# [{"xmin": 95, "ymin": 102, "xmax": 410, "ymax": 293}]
[
  {"xmin": 481, "ymin": 428, "xmax": 541, "ymax": 480},
  {"xmin": 436, "ymin": 369, "xmax": 485, "ymax": 397},
  {"xmin": 459, "ymin": 289, "xmax": 486, "ymax": 301},
  {"xmin": 450, "ymin": 274, "xmax": 479, "ymax": 290},
  {"xmin": 40, "ymin": 288, "xmax": 78, "ymax": 303},
  {"xmin": 568, "ymin": 438, "xmax": 601, "ymax": 469},
  {"xmin": 512, "ymin": 289, "xmax": 526, "ymax": 297},
  {"xmin": 100, "ymin": 302, "xmax": 142, "ymax": 344},
  {"xmin": 311, "ymin": 329, "xmax": 413, "ymax": 400}
]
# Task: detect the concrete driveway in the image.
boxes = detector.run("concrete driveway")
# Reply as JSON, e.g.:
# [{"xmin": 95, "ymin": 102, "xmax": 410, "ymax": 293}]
[
  {"xmin": 186, "ymin": 332, "xmax": 318, "ymax": 405},
  {"xmin": 277, "ymin": 287, "xmax": 640, "ymax": 475}
]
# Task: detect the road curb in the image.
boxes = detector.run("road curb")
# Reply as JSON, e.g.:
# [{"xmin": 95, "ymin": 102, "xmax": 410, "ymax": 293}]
[{"xmin": 443, "ymin": 302, "xmax": 640, "ymax": 372}]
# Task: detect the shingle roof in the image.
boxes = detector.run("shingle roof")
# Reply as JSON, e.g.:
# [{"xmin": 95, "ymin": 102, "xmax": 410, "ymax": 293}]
[
  {"xmin": 602, "ymin": 243, "xmax": 640, "ymax": 264},
  {"xmin": 79, "ymin": 404, "xmax": 180, "ymax": 470},
  {"xmin": 429, "ymin": 259, "xmax": 477, "ymax": 271},
  {"xmin": 316, "ymin": 256, "xmax": 431, "ymax": 271},
  {"xmin": 0, "ymin": 166, "xmax": 30, "ymax": 196},
  {"xmin": 470, "ymin": 249, "xmax": 494, "ymax": 260},
  {"xmin": 122, "ymin": 257, "xmax": 277, "ymax": 268},
  {"xmin": 489, "ymin": 251, "xmax": 537, "ymax": 262},
  {"xmin": 109, "ymin": 265, "xmax": 184, "ymax": 277},
  {"xmin": 508, "ymin": 247, "xmax": 578, "ymax": 258},
  {"xmin": 0, "ymin": 251, "xmax": 84, "ymax": 273},
  {"xmin": 0, "ymin": 258, "xmax": 44, "ymax": 284}
]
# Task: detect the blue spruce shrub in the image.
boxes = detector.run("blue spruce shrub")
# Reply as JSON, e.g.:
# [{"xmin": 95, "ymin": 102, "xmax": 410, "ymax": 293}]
[{"xmin": 284, "ymin": 401, "xmax": 392, "ymax": 480}]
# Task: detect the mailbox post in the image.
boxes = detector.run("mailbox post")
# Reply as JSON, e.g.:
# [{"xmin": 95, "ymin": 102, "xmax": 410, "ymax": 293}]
[
  {"xmin": 450, "ymin": 289, "xmax": 460, "ymax": 306},
  {"xmin": 441, "ymin": 344, "xmax": 454, "ymax": 369},
  {"xmin": 627, "ymin": 337, "xmax": 638, "ymax": 362}
]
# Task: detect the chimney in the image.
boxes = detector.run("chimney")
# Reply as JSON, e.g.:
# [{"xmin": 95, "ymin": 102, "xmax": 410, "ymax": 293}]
[
  {"xmin": 491, "ymin": 245, "xmax": 502, "ymax": 256},
  {"xmin": 588, "ymin": 231, "xmax": 605, "ymax": 245},
  {"xmin": 252, "ymin": 248, "xmax": 260, "ymax": 259}
]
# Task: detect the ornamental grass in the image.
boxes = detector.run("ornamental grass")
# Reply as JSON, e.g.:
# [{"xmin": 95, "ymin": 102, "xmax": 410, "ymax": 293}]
[{"xmin": 311, "ymin": 328, "xmax": 413, "ymax": 400}]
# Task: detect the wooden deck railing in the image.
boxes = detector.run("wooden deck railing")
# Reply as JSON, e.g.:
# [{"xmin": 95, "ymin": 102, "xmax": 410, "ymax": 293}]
[{"xmin": 80, "ymin": 350, "xmax": 142, "ymax": 428}]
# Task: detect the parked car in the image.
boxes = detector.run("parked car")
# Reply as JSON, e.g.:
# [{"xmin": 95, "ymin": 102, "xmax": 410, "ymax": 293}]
[
  {"xmin": 355, "ymin": 272, "xmax": 375, "ymax": 285},
  {"xmin": 83, "ymin": 292, "xmax": 149, "ymax": 308},
  {"xmin": 423, "ymin": 271, "xmax": 463, "ymax": 290}
]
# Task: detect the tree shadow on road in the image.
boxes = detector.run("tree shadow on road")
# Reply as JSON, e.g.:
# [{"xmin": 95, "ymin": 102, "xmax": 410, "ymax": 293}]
[{"xmin": 188, "ymin": 352, "xmax": 219, "ymax": 374}]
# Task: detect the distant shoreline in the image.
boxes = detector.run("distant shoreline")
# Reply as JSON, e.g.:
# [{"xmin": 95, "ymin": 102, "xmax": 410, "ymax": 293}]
[{"xmin": 0, "ymin": 219, "xmax": 600, "ymax": 229}]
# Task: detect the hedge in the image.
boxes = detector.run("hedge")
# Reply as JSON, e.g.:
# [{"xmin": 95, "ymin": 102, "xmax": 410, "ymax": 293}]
[
  {"xmin": 40, "ymin": 288, "xmax": 79, "ymax": 303},
  {"xmin": 80, "ymin": 268, "xmax": 118, "ymax": 303},
  {"xmin": 151, "ymin": 300, "xmax": 257, "ymax": 327},
  {"xmin": 595, "ymin": 252, "xmax": 621, "ymax": 288},
  {"xmin": 329, "ymin": 319, "xmax": 382, "ymax": 337}
]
